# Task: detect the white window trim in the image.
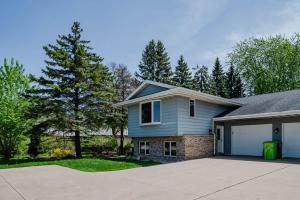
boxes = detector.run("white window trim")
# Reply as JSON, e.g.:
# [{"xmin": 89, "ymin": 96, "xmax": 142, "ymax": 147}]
[
  {"xmin": 139, "ymin": 141, "xmax": 150, "ymax": 155},
  {"xmin": 164, "ymin": 141, "xmax": 177, "ymax": 157},
  {"xmin": 139, "ymin": 100, "xmax": 161, "ymax": 126},
  {"xmin": 189, "ymin": 99, "xmax": 196, "ymax": 117}
]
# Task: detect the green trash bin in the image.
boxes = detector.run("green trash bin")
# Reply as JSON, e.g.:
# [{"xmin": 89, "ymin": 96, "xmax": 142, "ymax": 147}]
[{"xmin": 263, "ymin": 141, "xmax": 278, "ymax": 160}]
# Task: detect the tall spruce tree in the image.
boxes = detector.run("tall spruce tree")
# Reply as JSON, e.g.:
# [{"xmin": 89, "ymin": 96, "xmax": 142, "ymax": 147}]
[
  {"xmin": 173, "ymin": 55, "xmax": 193, "ymax": 89},
  {"xmin": 135, "ymin": 40, "xmax": 172, "ymax": 83},
  {"xmin": 28, "ymin": 22, "xmax": 114, "ymax": 158},
  {"xmin": 193, "ymin": 65, "xmax": 210, "ymax": 93},
  {"xmin": 226, "ymin": 63, "xmax": 244, "ymax": 98},
  {"xmin": 211, "ymin": 57, "xmax": 226, "ymax": 97}
]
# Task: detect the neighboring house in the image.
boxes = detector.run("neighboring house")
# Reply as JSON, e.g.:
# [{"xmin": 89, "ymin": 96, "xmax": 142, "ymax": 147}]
[{"xmin": 117, "ymin": 80, "xmax": 300, "ymax": 161}]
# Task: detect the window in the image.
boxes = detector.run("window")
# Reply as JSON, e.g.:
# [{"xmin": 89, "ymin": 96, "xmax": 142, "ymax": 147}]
[
  {"xmin": 164, "ymin": 141, "xmax": 176, "ymax": 157},
  {"xmin": 140, "ymin": 100, "xmax": 161, "ymax": 125},
  {"xmin": 216, "ymin": 128, "xmax": 221, "ymax": 140},
  {"xmin": 190, "ymin": 99, "xmax": 195, "ymax": 117},
  {"xmin": 139, "ymin": 141, "xmax": 150, "ymax": 155}
]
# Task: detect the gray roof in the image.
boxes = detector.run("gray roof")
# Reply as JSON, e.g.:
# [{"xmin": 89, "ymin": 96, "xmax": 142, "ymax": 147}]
[{"xmin": 224, "ymin": 89, "xmax": 300, "ymax": 117}]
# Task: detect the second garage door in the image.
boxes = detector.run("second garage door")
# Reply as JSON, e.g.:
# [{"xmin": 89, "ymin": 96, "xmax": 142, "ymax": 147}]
[
  {"xmin": 231, "ymin": 124, "xmax": 272, "ymax": 156},
  {"xmin": 282, "ymin": 123, "xmax": 300, "ymax": 158}
]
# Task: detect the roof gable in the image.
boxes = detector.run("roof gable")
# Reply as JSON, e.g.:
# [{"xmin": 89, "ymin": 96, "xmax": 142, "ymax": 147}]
[{"xmin": 126, "ymin": 80, "xmax": 175, "ymax": 100}]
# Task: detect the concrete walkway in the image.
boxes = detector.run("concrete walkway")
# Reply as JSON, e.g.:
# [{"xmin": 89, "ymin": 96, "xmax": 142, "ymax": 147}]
[{"xmin": 1, "ymin": 157, "xmax": 300, "ymax": 200}]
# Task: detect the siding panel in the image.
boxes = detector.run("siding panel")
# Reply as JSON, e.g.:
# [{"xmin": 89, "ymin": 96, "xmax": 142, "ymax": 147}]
[
  {"xmin": 177, "ymin": 97, "xmax": 227, "ymax": 135},
  {"xmin": 128, "ymin": 97, "xmax": 178, "ymax": 137},
  {"xmin": 131, "ymin": 85, "xmax": 168, "ymax": 99}
]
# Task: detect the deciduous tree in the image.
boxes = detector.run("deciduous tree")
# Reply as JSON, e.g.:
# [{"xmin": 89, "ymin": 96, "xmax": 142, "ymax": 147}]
[{"xmin": 0, "ymin": 59, "xmax": 31, "ymax": 160}]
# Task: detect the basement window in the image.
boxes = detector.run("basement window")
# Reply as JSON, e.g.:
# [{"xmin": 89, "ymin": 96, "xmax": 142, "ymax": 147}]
[
  {"xmin": 164, "ymin": 141, "xmax": 176, "ymax": 157},
  {"xmin": 139, "ymin": 141, "xmax": 150, "ymax": 155}
]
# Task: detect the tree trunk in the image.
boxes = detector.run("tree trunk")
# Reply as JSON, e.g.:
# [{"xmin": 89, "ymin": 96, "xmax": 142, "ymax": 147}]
[
  {"xmin": 119, "ymin": 124, "xmax": 124, "ymax": 155},
  {"xmin": 74, "ymin": 130, "xmax": 81, "ymax": 158}
]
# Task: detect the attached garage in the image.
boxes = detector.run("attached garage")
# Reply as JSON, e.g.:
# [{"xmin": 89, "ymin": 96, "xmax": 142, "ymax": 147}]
[
  {"xmin": 231, "ymin": 124, "xmax": 272, "ymax": 156},
  {"xmin": 282, "ymin": 123, "xmax": 300, "ymax": 158}
]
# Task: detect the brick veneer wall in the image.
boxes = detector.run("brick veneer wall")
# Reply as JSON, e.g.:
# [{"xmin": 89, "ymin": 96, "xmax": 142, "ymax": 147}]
[
  {"xmin": 132, "ymin": 135, "xmax": 214, "ymax": 162},
  {"xmin": 183, "ymin": 135, "xmax": 214, "ymax": 160}
]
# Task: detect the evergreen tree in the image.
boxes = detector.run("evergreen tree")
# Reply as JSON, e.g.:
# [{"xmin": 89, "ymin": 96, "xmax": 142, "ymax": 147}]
[
  {"xmin": 209, "ymin": 75, "xmax": 217, "ymax": 96},
  {"xmin": 135, "ymin": 40, "xmax": 172, "ymax": 83},
  {"xmin": 226, "ymin": 63, "xmax": 244, "ymax": 98},
  {"xmin": 193, "ymin": 65, "xmax": 210, "ymax": 93},
  {"xmin": 211, "ymin": 57, "xmax": 226, "ymax": 97},
  {"xmin": 27, "ymin": 22, "xmax": 114, "ymax": 158},
  {"xmin": 155, "ymin": 40, "xmax": 173, "ymax": 83},
  {"xmin": 173, "ymin": 55, "xmax": 193, "ymax": 89}
]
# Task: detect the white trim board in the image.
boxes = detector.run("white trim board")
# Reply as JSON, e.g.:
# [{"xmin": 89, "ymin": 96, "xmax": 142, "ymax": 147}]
[
  {"xmin": 118, "ymin": 86, "xmax": 242, "ymax": 107},
  {"xmin": 214, "ymin": 110, "xmax": 300, "ymax": 121}
]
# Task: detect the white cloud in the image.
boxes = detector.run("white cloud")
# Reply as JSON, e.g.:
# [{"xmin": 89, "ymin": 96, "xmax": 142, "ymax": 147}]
[
  {"xmin": 167, "ymin": 0, "xmax": 229, "ymax": 53},
  {"xmin": 225, "ymin": 0, "xmax": 300, "ymax": 44}
]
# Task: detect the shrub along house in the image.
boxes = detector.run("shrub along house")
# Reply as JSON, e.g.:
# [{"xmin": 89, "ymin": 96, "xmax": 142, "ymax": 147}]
[{"xmin": 117, "ymin": 80, "xmax": 300, "ymax": 161}]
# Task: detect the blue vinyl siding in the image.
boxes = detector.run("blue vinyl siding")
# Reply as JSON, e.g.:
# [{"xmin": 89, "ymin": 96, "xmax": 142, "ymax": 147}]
[
  {"xmin": 130, "ymin": 85, "xmax": 169, "ymax": 99},
  {"xmin": 177, "ymin": 97, "xmax": 227, "ymax": 135},
  {"xmin": 128, "ymin": 96, "xmax": 228, "ymax": 137},
  {"xmin": 128, "ymin": 97, "xmax": 178, "ymax": 137}
]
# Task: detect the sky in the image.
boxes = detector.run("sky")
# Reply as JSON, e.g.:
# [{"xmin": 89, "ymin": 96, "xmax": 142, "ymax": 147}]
[{"xmin": 1, "ymin": 0, "xmax": 300, "ymax": 76}]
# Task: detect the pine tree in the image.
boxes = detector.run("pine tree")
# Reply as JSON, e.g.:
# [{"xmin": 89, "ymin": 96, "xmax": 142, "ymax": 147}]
[
  {"xmin": 173, "ymin": 55, "xmax": 193, "ymax": 89},
  {"xmin": 226, "ymin": 63, "xmax": 244, "ymax": 98},
  {"xmin": 193, "ymin": 65, "xmax": 210, "ymax": 93},
  {"xmin": 211, "ymin": 57, "xmax": 226, "ymax": 97},
  {"xmin": 27, "ymin": 22, "xmax": 114, "ymax": 158},
  {"xmin": 135, "ymin": 40, "xmax": 172, "ymax": 83},
  {"xmin": 155, "ymin": 40, "xmax": 173, "ymax": 83}
]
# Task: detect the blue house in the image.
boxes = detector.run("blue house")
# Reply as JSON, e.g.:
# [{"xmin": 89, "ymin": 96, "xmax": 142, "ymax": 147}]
[{"xmin": 118, "ymin": 80, "xmax": 300, "ymax": 161}]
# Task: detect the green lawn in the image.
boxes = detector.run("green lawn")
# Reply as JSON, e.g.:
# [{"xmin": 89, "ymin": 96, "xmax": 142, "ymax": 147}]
[{"xmin": 0, "ymin": 158, "xmax": 159, "ymax": 172}]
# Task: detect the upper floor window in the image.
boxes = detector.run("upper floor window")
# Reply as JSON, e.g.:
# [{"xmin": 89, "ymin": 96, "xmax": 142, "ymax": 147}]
[
  {"xmin": 190, "ymin": 99, "xmax": 195, "ymax": 117},
  {"xmin": 140, "ymin": 100, "xmax": 161, "ymax": 125}
]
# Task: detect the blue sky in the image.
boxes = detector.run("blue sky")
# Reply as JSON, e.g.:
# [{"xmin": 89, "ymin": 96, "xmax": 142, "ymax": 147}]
[{"xmin": 1, "ymin": 0, "xmax": 300, "ymax": 76}]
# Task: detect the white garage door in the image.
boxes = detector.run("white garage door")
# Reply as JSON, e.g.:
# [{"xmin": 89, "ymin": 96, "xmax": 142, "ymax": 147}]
[
  {"xmin": 231, "ymin": 124, "xmax": 272, "ymax": 156},
  {"xmin": 282, "ymin": 123, "xmax": 300, "ymax": 158}
]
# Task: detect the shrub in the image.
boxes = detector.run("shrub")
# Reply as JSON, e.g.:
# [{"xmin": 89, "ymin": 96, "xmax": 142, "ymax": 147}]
[
  {"xmin": 124, "ymin": 143, "xmax": 134, "ymax": 155},
  {"xmin": 52, "ymin": 148, "xmax": 74, "ymax": 159},
  {"xmin": 82, "ymin": 136, "xmax": 118, "ymax": 156}
]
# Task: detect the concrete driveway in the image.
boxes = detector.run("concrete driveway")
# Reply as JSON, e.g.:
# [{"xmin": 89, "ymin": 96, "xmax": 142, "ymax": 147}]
[{"xmin": 1, "ymin": 157, "xmax": 300, "ymax": 200}]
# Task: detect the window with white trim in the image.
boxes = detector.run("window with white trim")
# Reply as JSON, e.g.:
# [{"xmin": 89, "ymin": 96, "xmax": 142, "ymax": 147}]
[
  {"xmin": 164, "ymin": 141, "xmax": 176, "ymax": 157},
  {"xmin": 139, "ymin": 141, "xmax": 150, "ymax": 155},
  {"xmin": 190, "ymin": 99, "xmax": 195, "ymax": 117},
  {"xmin": 140, "ymin": 100, "xmax": 161, "ymax": 125}
]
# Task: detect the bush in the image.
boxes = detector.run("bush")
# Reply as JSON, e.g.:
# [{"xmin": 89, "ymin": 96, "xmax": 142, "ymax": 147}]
[
  {"xmin": 124, "ymin": 143, "xmax": 134, "ymax": 155},
  {"xmin": 82, "ymin": 136, "xmax": 118, "ymax": 156},
  {"xmin": 52, "ymin": 148, "xmax": 74, "ymax": 159}
]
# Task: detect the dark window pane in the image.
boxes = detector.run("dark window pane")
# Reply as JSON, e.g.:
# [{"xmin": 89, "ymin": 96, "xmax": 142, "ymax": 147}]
[
  {"xmin": 153, "ymin": 101, "xmax": 161, "ymax": 122},
  {"xmin": 140, "ymin": 142, "xmax": 145, "ymax": 155},
  {"xmin": 141, "ymin": 102, "xmax": 152, "ymax": 123},
  {"xmin": 145, "ymin": 142, "xmax": 150, "ymax": 155},
  {"xmin": 217, "ymin": 129, "xmax": 221, "ymax": 140},
  {"xmin": 190, "ymin": 100, "xmax": 195, "ymax": 117},
  {"xmin": 164, "ymin": 142, "xmax": 170, "ymax": 156},
  {"xmin": 171, "ymin": 142, "xmax": 176, "ymax": 156}
]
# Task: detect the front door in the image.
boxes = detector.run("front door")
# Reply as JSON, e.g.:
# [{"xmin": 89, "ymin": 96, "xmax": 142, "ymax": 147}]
[{"xmin": 216, "ymin": 125, "xmax": 224, "ymax": 154}]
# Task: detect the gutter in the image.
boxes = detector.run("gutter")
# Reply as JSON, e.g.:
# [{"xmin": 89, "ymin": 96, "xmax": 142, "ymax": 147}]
[{"xmin": 213, "ymin": 109, "xmax": 300, "ymax": 121}]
